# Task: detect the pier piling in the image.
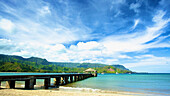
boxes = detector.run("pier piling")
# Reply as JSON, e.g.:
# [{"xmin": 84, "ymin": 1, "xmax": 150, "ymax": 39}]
[
  {"xmin": 60, "ymin": 77, "xmax": 64, "ymax": 85},
  {"xmin": 25, "ymin": 79, "xmax": 34, "ymax": 89},
  {"xmin": 73, "ymin": 76, "xmax": 76, "ymax": 82},
  {"xmin": 0, "ymin": 72, "xmax": 97, "ymax": 89},
  {"xmin": 6, "ymin": 80, "xmax": 15, "ymax": 89},
  {"xmin": 70, "ymin": 76, "xmax": 73, "ymax": 83},
  {"xmin": 65, "ymin": 76, "xmax": 68, "ymax": 84},
  {"xmin": 54, "ymin": 77, "xmax": 61, "ymax": 87},
  {"xmin": 44, "ymin": 78, "xmax": 50, "ymax": 89}
]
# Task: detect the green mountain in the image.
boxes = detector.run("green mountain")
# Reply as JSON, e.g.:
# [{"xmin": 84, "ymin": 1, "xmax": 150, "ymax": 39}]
[
  {"xmin": 0, "ymin": 54, "xmax": 132, "ymax": 73},
  {"xmin": 51, "ymin": 62, "xmax": 129, "ymax": 71},
  {"xmin": 27, "ymin": 57, "xmax": 50, "ymax": 65}
]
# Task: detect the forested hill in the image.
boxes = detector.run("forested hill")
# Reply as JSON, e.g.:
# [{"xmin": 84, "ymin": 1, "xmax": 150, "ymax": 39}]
[
  {"xmin": 0, "ymin": 54, "xmax": 132, "ymax": 73},
  {"xmin": 51, "ymin": 62, "xmax": 129, "ymax": 71}
]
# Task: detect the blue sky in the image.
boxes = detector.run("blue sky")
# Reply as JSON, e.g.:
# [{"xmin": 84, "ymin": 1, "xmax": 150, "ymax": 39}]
[{"xmin": 0, "ymin": 0, "xmax": 169, "ymax": 73}]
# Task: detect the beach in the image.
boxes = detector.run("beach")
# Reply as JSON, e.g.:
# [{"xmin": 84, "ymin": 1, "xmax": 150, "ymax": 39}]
[{"xmin": 0, "ymin": 89, "xmax": 143, "ymax": 96}]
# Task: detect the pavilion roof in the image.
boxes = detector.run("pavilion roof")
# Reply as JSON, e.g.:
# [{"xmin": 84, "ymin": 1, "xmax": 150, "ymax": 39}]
[{"xmin": 85, "ymin": 68, "xmax": 96, "ymax": 72}]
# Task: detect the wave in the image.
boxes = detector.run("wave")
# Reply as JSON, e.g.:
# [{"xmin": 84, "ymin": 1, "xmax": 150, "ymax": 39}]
[
  {"xmin": 59, "ymin": 86, "xmax": 101, "ymax": 92},
  {"xmin": 58, "ymin": 86, "xmax": 155, "ymax": 96},
  {"xmin": 59, "ymin": 86, "xmax": 131, "ymax": 94}
]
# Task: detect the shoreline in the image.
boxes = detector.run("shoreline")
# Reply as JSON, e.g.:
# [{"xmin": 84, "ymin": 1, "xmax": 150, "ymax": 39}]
[
  {"xmin": 0, "ymin": 88, "xmax": 144, "ymax": 96},
  {"xmin": 0, "ymin": 83, "xmax": 145, "ymax": 96},
  {"xmin": 0, "ymin": 82, "xmax": 164, "ymax": 96}
]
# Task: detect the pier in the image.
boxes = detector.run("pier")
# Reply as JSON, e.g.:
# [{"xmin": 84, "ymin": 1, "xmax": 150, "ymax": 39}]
[{"xmin": 0, "ymin": 73, "xmax": 97, "ymax": 89}]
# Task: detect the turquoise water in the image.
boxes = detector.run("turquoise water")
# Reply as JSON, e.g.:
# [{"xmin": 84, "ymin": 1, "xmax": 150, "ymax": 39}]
[
  {"xmin": 64, "ymin": 73, "xmax": 170, "ymax": 96},
  {"xmin": 0, "ymin": 73, "xmax": 170, "ymax": 96}
]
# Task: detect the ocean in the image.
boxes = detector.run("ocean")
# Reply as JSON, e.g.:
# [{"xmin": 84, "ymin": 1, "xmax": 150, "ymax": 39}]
[
  {"xmin": 0, "ymin": 73, "xmax": 170, "ymax": 96},
  {"xmin": 64, "ymin": 73, "xmax": 170, "ymax": 96}
]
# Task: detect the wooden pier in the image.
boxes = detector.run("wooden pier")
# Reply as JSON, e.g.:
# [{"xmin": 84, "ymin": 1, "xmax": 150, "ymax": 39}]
[{"xmin": 0, "ymin": 73, "xmax": 97, "ymax": 89}]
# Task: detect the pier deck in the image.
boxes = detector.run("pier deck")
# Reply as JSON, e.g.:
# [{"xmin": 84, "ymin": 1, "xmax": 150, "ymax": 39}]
[{"xmin": 0, "ymin": 73, "xmax": 96, "ymax": 89}]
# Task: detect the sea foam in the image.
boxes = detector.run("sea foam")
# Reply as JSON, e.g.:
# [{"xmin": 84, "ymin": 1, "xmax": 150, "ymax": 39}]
[{"xmin": 59, "ymin": 86, "xmax": 101, "ymax": 92}]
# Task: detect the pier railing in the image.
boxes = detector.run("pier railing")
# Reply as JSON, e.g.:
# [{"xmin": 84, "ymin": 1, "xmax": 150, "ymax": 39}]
[{"xmin": 0, "ymin": 73, "xmax": 96, "ymax": 89}]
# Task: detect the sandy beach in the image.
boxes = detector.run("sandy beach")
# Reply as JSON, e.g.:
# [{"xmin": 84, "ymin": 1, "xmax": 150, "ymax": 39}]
[{"xmin": 0, "ymin": 89, "xmax": 144, "ymax": 96}]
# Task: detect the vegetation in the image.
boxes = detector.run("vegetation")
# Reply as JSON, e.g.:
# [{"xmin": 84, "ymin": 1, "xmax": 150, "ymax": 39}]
[
  {"xmin": 96, "ymin": 66, "xmax": 131, "ymax": 73},
  {"xmin": 0, "ymin": 54, "xmax": 132, "ymax": 73}
]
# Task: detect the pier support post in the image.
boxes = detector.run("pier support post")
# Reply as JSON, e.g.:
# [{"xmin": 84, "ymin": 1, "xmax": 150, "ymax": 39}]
[
  {"xmin": 44, "ymin": 78, "xmax": 50, "ymax": 89},
  {"xmin": 81, "ymin": 75, "xmax": 83, "ymax": 80},
  {"xmin": 73, "ymin": 76, "xmax": 76, "ymax": 82},
  {"xmin": 54, "ymin": 77, "xmax": 61, "ymax": 87},
  {"xmin": 25, "ymin": 79, "xmax": 34, "ymax": 89},
  {"xmin": 60, "ymin": 77, "xmax": 64, "ymax": 85},
  {"xmin": 70, "ymin": 76, "xmax": 73, "ymax": 83},
  {"xmin": 33, "ymin": 79, "xmax": 36, "ymax": 85},
  {"xmin": 79, "ymin": 76, "xmax": 81, "ymax": 80},
  {"xmin": 93, "ymin": 71, "xmax": 97, "ymax": 77},
  {"xmin": 77, "ymin": 76, "xmax": 79, "ymax": 81},
  {"xmin": 79, "ymin": 75, "xmax": 81, "ymax": 80},
  {"xmin": 81, "ymin": 75, "xmax": 84, "ymax": 80},
  {"xmin": 6, "ymin": 80, "xmax": 15, "ymax": 89},
  {"xmin": 65, "ymin": 76, "xmax": 68, "ymax": 84}
]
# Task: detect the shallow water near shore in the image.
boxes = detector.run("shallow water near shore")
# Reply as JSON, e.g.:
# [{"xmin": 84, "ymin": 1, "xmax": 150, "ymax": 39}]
[
  {"xmin": 62, "ymin": 73, "xmax": 170, "ymax": 96},
  {"xmin": 1, "ymin": 73, "xmax": 170, "ymax": 96}
]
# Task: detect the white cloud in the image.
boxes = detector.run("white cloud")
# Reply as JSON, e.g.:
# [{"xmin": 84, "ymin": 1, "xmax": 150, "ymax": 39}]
[
  {"xmin": 1, "ymin": 10, "xmax": 169, "ymax": 65},
  {"xmin": 104, "ymin": 59, "xmax": 119, "ymax": 65},
  {"xmin": 118, "ymin": 55, "xmax": 132, "ymax": 59},
  {"xmin": 132, "ymin": 19, "xmax": 140, "ymax": 30},
  {"xmin": 129, "ymin": 3, "xmax": 141, "ymax": 13},
  {"xmin": 110, "ymin": 0, "xmax": 126, "ymax": 17},
  {"xmin": 71, "ymin": 41, "xmax": 102, "ymax": 50},
  {"xmin": 39, "ymin": 6, "xmax": 51, "ymax": 16},
  {"xmin": 134, "ymin": 55, "xmax": 154, "ymax": 59},
  {"xmin": 114, "ymin": 11, "xmax": 123, "ymax": 17},
  {"xmin": 152, "ymin": 10, "xmax": 166, "ymax": 22},
  {"xmin": 9, "ymin": 41, "xmax": 68, "ymax": 61},
  {"xmin": 111, "ymin": 0, "xmax": 126, "ymax": 5},
  {"xmin": 125, "ymin": 55, "xmax": 170, "ymax": 68},
  {"xmin": 0, "ymin": 19, "xmax": 15, "ymax": 32},
  {"xmin": 100, "ymin": 10, "xmax": 170, "ymax": 54},
  {"xmin": 0, "ymin": 39, "xmax": 19, "ymax": 55},
  {"xmin": 1, "ymin": 14, "xmax": 92, "ymax": 45},
  {"xmin": 0, "ymin": 0, "xmax": 93, "ymax": 44}
]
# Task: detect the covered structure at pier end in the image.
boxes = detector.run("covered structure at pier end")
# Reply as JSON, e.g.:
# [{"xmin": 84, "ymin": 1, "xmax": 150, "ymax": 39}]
[{"xmin": 85, "ymin": 68, "xmax": 97, "ymax": 77}]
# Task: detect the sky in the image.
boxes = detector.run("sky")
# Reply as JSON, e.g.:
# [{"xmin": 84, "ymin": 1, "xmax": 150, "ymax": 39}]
[{"xmin": 0, "ymin": 0, "xmax": 170, "ymax": 73}]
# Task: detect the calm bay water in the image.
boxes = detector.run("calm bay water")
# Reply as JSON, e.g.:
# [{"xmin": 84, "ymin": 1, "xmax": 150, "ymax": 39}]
[
  {"xmin": 0, "ymin": 73, "xmax": 170, "ymax": 96},
  {"xmin": 65, "ymin": 73, "xmax": 170, "ymax": 96}
]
